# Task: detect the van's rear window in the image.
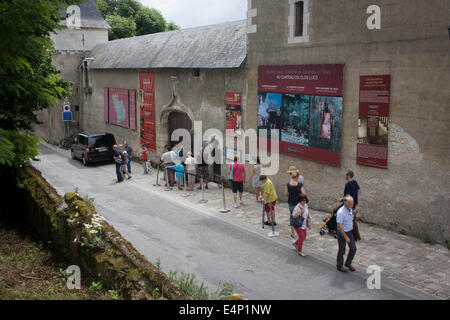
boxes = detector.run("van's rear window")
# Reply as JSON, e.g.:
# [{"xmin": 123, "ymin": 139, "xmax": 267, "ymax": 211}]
[{"xmin": 88, "ymin": 135, "xmax": 114, "ymax": 147}]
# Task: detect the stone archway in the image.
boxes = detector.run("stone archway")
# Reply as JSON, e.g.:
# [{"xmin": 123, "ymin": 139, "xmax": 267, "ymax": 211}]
[
  {"xmin": 158, "ymin": 105, "xmax": 194, "ymax": 152},
  {"xmin": 157, "ymin": 75, "xmax": 194, "ymax": 153},
  {"xmin": 168, "ymin": 111, "xmax": 193, "ymax": 149}
]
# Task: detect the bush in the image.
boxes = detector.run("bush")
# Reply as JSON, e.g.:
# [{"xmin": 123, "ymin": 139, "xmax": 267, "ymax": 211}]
[{"xmin": 0, "ymin": 129, "xmax": 41, "ymax": 167}]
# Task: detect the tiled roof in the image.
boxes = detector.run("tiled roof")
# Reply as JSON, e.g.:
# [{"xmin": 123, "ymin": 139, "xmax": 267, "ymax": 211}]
[{"xmin": 89, "ymin": 20, "xmax": 247, "ymax": 69}]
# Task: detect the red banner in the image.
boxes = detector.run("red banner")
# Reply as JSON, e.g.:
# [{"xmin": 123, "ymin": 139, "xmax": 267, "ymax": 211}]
[
  {"xmin": 258, "ymin": 65, "xmax": 344, "ymax": 167},
  {"xmin": 225, "ymin": 92, "xmax": 241, "ymax": 105},
  {"xmin": 258, "ymin": 64, "xmax": 344, "ymax": 97},
  {"xmin": 139, "ymin": 73, "xmax": 156, "ymax": 151},
  {"xmin": 225, "ymin": 92, "xmax": 242, "ymax": 136},
  {"xmin": 129, "ymin": 90, "xmax": 136, "ymax": 130},
  {"xmin": 357, "ymin": 75, "xmax": 391, "ymax": 169}
]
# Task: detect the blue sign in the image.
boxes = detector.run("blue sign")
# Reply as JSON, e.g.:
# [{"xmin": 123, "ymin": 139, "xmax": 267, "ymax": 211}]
[{"xmin": 62, "ymin": 111, "xmax": 73, "ymax": 121}]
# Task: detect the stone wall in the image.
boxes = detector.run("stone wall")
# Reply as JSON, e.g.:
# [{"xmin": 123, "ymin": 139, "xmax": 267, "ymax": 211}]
[
  {"xmin": 5, "ymin": 166, "xmax": 189, "ymax": 300},
  {"xmin": 51, "ymin": 27, "xmax": 109, "ymax": 52},
  {"xmin": 34, "ymin": 53, "xmax": 84, "ymax": 144},
  {"xmin": 83, "ymin": 67, "xmax": 247, "ymax": 168},
  {"xmin": 245, "ymin": 0, "xmax": 450, "ymax": 243}
]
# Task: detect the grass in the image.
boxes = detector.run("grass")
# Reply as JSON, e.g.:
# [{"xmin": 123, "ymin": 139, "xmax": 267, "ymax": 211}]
[
  {"xmin": 156, "ymin": 258, "xmax": 234, "ymax": 300},
  {"xmin": 0, "ymin": 221, "xmax": 121, "ymax": 300}
]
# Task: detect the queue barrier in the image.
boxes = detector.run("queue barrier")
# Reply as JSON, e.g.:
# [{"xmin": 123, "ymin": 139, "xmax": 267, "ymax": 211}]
[{"xmin": 155, "ymin": 165, "xmax": 234, "ymax": 211}]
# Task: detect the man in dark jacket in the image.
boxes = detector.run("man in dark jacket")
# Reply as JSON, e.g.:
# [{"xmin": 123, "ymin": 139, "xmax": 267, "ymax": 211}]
[{"xmin": 344, "ymin": 170, "xmax": 361, "ymax": 210}]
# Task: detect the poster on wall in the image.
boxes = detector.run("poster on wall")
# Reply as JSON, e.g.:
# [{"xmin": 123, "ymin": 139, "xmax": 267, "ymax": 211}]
[
  {"xmin": 104, "ymin": 88, "xmax": 136, "ymax": 129},
  {"xmin": 225, "ymin": 92, "xmax": 242, "ymax": 136},
  {"xmin": 108, "ymin": 88, "xmax": 129, "ymax": 128},
  {"xmin": 257, "ymin": 64, "xmax": 344, "ymax": 167},
  {"xmin": 357, "ymin": 75, "xmax": 390, "ymax": 169},
  {"xmin": 129, "ymin": 89, "xmax": 136, "ymax": 130},
  {"xmin": 139, "ymin": 72, "xmax": 156, "ymax": 151}
]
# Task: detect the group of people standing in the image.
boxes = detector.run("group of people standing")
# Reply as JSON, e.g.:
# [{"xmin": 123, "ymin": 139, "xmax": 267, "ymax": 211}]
[
  {"xmin": 117, "ymin": 141, "xmax": 363, "ymax": 272},
  {"xmin": 159, "ymin": 145, "xmax": 210, "ymax": 191},
  {"xmin": 228, "ymin": 155, "xmax": 362, "ymax": 268},
  {"xmin": 113, "ymin": 141, "xmax": 133, "ymax": 183}
]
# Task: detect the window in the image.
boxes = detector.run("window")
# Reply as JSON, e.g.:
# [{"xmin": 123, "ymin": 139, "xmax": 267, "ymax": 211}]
[
  {"xmin": 191, "ymin": 68, "xmax": 200, "ymax": 77},
  {"xmin": 295, "ymin": 1, "xmax": 304, "ymax": 37},
  {"xmin": 288, "ymin": 0, "xmax": 309, "ymax": 44},
  {"xmin": 78, "ymin": 135, "xmax": 87, "ymax": 145}
]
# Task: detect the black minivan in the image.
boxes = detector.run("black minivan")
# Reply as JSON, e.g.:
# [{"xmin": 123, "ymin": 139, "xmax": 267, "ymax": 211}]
[{"xmin": 70, "ymin": 132, "xmax": 116, "ymax": 166}]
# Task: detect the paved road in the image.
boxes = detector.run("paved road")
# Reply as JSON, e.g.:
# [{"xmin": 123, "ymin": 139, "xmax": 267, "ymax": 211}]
[{"xmin": 33, "ymin": 143, "xmax": 432, "ymax": 300}]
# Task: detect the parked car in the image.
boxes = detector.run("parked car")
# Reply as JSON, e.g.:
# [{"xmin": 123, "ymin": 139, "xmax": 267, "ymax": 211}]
[{"xmin": 70, "ymin": 132, "xmax": 116, "ymax": 166}]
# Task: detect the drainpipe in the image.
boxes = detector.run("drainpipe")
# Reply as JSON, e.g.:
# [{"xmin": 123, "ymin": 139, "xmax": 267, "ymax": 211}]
[{"xmin": 79, "ymin": 57, "xmax": 94, "ymax": 131}]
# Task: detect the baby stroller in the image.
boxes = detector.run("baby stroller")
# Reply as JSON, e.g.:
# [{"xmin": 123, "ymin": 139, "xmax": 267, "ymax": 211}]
[{"xmin": 319, "ymin": 201, "xmax": 343, "ymax": 238}]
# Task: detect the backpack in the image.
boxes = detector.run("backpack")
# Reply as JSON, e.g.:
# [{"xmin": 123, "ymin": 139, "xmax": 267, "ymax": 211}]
[{"xmin": 229, "ymin": 163, "xmax": 238, "ymax": 181}]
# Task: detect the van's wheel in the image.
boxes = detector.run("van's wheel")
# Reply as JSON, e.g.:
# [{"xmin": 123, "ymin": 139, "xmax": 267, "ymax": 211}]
[
  {"xmin": 71, "ymin": 150, "xmax": 76, "ymax": 160},
  {"xmin": 82, "ymin": 155, "xmax": 88, "ymax": 166}
]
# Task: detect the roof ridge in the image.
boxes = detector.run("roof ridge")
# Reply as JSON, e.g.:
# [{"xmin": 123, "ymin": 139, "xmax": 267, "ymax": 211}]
[
  {"xmin": 103, "ymin": 19, "xmax": 247, "ymax": 44},
  {"xmin": 89, "ymin": 19, "xmax": 247, "ymax": 69}
]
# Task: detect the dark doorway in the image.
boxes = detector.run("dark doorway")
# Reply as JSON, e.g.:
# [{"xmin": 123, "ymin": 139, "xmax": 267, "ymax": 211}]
[{"xmin": 168, "ymin": 112, "xmax": 193, "ymax": 151}]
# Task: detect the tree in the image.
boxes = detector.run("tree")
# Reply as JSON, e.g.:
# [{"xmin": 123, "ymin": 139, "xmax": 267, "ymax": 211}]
[
  {"xmin": 0, "ymin": 0, "xmax": 76, "ymax": 131},
  {"xmin": 166, "ymin": 22, "xmax": 180, "ymax": 31},
  {"xmin": 95, "ymin": 0, "xmax": 118, "ymax": 18},
  {"xmin": 97, "ymin": 0, "xmax": 180, "ymax": 40},
  {"xmin": 0, "ymin": 0, "xmax": 79, "ymax": 167},
  {"xmin": 135, "ymin": 7, "xmax": 166, "ymax": 36},
  {"xmin": 116, "ymin": 0, "xmax": 142, "ymax": 19},
  {"xmin": 106, "ymin": 15, "xmax": 136, "ymax": 40}
]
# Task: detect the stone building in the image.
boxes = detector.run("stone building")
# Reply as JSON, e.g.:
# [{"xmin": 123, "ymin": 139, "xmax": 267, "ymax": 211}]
[
  {"xmin": 83, "ymin": 20, "xmax": 247, "ymax": 177},
  {"xmin": 35, "ymin": 0, "xmax": 449, "ymax": 243},
  {"xmin": 34, "ymin": 0, "xmax": 110, "ymax": 143},
  {"xmin": 245, "ymin": 0, "xmax": 449, "ymax": 242}
]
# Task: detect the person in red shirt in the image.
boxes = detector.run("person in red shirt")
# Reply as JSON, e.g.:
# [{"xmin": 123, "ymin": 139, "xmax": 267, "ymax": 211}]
[
  {"xmin": 139, "ymin": 145, "xmax": 150, "ymax": 174},
  {"xmin": 228, "ymin": 155, "xmax": 246, "ymax": 208}
]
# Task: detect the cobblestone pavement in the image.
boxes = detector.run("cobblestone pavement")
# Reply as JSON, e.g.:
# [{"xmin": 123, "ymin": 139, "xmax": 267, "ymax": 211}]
[{"xmin": 149, "ymin": 171, "xmax": 449, "ymax": 300}]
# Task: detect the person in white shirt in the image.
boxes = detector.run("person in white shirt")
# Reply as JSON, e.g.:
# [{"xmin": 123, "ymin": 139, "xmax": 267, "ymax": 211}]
[
  {"xmin": 184, "ymin": 152, "xmax": 196, "ymax": 191},
  {"xmin": 291, "ymin": 194, "xmax": 311, "ymax": 257},
  {"xmin": 161, "ymin": 145, "xmax": 176, "ymax": 186},
  {"xmin": 336, "ymin": 195, "xmax": 361, "ymax": 272}
]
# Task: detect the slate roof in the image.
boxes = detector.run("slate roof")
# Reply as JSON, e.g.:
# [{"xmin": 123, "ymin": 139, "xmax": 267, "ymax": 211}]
[
  {"xmin": 59, "ymin": 0, "xmax": 110, "ymax": 29},
  {"xmin": 88, "ymin": 20, "xmax": 247, "ymax": 69}
]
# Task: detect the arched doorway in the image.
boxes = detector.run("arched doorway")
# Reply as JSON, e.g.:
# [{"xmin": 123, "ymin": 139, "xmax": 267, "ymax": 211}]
[{"xmin": 168, "ymin": 111, "xmax": 193, "ymax": 151}]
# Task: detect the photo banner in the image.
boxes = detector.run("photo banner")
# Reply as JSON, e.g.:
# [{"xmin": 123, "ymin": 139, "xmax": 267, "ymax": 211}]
[
  {"xmin": 225, "ymin": 92, "xmax": 242, "ymax": 137},
  {"xmin": 108, "ymin": 88, "xmax": 130, "ymax": 128},
  {"xmin": 139, "ymin": 72, "xmax": 156, "ymax": 151},
  {"xmin": 357, "ymin": 75, "xmax": 391, "ymax": 169},
  {"xmin": 258, "ymin": 64, "xmax": 344, "ymax": 167},
  {"xmin": 104, "ymin": 88, "xmax": 136, "ymax": 129}
]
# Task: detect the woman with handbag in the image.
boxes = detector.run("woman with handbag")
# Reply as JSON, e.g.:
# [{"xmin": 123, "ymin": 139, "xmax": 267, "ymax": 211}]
[
  {"xmin": 291, "ymin": 194, "xmax": 311, "ymax": 257},
  {"xmin": 285, "ymin": 170, "xmax": 306, "ymax": 238}
]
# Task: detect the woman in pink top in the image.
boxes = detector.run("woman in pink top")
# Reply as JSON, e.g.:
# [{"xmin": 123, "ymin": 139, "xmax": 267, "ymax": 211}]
[{"xmin": 228, "ymin": 155, "xmax": 246, "ymax": 208}]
